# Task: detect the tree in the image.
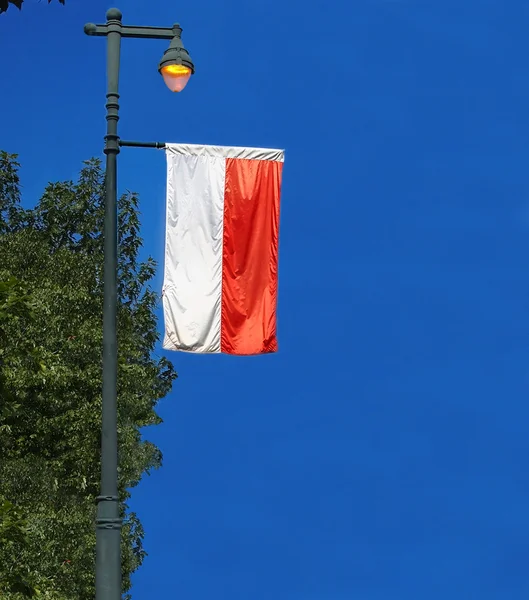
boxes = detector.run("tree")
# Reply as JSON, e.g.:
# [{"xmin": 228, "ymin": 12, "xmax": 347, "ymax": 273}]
[
  {"xmin": 0, "ymin": 151, "xmax": 177, "ymax": 599},
  {"xmin": 0, "ymin": 273, "xmax": 45, "ymax": 598},
  {"xmin": 0, "ymin": 0, "xmax": 65, "ymax": 14}
]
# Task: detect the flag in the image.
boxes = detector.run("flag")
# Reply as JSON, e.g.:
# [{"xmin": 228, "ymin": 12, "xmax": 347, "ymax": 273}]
[{"xmin": 162, "ymin": 143, "xmax": 284, "ymax": 355}]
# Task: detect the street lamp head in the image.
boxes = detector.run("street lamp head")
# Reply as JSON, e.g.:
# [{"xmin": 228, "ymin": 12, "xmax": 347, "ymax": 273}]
[{"xmin": 158, "ymin": 24, "xmax": 194, "ymax": 92}]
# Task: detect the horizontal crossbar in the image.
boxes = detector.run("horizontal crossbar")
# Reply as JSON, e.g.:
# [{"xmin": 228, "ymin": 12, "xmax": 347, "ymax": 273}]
[{"xmin": 119, "ymin": 140, "xmax": 166, "ymax": 149}]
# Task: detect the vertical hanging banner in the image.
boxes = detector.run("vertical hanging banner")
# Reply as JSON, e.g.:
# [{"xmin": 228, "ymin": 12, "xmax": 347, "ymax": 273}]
[{"xmin": 162, "ymin": 143, "xmax": 284, "ymax": 355}]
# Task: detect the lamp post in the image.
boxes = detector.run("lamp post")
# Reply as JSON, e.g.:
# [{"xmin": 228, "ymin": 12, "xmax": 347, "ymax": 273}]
[{"xmin": 84, "ymin": 9, "xmax": 194, "ymax": 600}]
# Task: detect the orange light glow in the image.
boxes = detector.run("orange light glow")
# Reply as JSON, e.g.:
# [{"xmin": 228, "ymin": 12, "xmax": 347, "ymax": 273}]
[{"xmin": 160, "ymin": 64, "xmax": 192, "ymax": 92}]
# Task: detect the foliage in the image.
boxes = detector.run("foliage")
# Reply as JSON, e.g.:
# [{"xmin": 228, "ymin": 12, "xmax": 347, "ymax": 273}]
[
  {"xmin": 0, "ymin": 0, "xmax": 65, "ymax": 14},
  {"xmin": 0, "ymin": 151, "xmax": 177, "ymax": 599}
]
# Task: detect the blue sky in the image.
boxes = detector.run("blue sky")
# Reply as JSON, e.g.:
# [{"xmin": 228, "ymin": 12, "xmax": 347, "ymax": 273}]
[{"xmin": 2, "ymin": 0, "xmax": 529, "ymax": 598}]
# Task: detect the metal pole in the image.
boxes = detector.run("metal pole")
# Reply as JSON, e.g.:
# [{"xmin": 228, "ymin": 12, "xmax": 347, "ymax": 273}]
[
  {"xmin": 83, "ymin": 9, "xmax": 195, "ymax": 598},
  {"xmin": 96, "ymin": 8, "xmax": 122, "ymax": 600},
  {"xmin": 119, "ymin": 140, "xmax": 166, "ymax": 148}
]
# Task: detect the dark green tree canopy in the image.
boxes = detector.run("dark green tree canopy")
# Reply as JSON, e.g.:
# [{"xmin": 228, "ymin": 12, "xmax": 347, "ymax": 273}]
[
  {"xmin": 0, "ymin": 151, "xmax": 176, "ymax": 599},
  {"xmin": 0, "ymin": 0, "xmax": 65, "ymax": 14}
]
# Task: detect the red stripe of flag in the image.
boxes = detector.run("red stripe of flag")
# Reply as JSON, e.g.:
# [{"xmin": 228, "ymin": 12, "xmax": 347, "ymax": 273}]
[{"xmin": 221, "ymin": 158, "xmax": 283, "ymax": 355}]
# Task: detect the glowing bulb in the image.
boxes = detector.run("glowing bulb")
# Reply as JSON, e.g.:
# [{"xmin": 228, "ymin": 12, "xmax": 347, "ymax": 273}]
[{"xmin": 160, "ymin": 64, "xmax": 192, "ymax": 92}]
